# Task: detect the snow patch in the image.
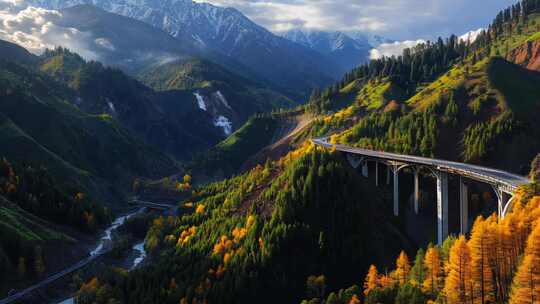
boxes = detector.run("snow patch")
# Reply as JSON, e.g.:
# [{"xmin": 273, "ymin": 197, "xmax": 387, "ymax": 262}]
[
  {"xmin": 215, "ymin": 91, "xmax": 231, "ymax": 109},
  {"xmin": 459, "ymin": 28, "xmax": 484, "ymax": 43},
  {"xmin": 107, "ymin": 101, "xmax": 116, "ymax": 115},
  {"xmin": 194, "ymin": 92, "xmax": 207, "ymax": 111},
  {"xmin": 95, "ymin": 37, "xmax": 115, "ymax": 51},
  {"xmin": 214, "ymin": 115, "xmax": 232, "ymax": 136}
]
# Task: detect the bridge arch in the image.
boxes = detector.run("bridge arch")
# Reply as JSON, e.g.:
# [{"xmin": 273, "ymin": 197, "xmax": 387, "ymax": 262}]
[{"xmin": 316, "ymin": 137, "xmax": 530, "ymax": 245}]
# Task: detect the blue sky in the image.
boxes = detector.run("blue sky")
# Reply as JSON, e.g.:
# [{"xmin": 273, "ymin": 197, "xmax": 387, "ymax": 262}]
[{"xmin": 195, "ymin": 0, "xmax": 517, "ymax": 40}]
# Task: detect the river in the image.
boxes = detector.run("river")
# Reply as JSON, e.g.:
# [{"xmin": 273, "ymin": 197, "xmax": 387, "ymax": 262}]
[{"xmin": 56, "ymin": 209, "xmax": 148, "ymax": 304}]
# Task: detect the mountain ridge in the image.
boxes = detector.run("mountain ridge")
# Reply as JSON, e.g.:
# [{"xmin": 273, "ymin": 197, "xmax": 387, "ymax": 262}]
[{"xmin": 26, "ymin": 0, "xmax": 340, "ymax": 96}]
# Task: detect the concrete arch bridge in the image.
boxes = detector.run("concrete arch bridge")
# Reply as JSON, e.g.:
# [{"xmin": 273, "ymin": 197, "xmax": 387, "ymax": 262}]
[{"xmin": 312, "ymin": 137, "xmax": 531, "ymax": 245}]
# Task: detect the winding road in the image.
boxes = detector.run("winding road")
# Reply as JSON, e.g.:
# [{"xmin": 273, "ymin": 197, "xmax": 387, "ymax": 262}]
[{"xmin": 0, "ymin": 208, "xmax": 148, "ymax": 304}]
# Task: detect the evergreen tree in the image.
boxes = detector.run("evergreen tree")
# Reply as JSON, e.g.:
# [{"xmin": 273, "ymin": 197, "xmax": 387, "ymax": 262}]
[
  {"xmin": 34, "ymin": 246, "xmax": 45, "ymax": 277},
  {"xmin": 410, "ymin": 249, "xmax": 426, "ymax": 287},
  {"xmin": 530, "ymin": 153, "xmax": 540, "ymax": 181},
  {"xmin": 17, "ymin": 257, "xmax": 26, "ymax": 278}
]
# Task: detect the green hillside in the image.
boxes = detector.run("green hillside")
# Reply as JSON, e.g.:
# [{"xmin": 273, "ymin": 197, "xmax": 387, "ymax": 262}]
[
  {"xmin": 138, "ymin": 58, "xmax": 296, "ymax": 110},
  {"xmin": 74, "ymin": 147, "xmax": 411, "ymax": 303},
  {"xmin": 191, "ymin": 115, "xmax": 280, "ymax": 179},
  {"xmin": 0, "ymin": 44, "xmax": 178, "ymax": 205},
  {"xmin": 69, "ymin": 1, "xmax": 540, "ymax": 304}
]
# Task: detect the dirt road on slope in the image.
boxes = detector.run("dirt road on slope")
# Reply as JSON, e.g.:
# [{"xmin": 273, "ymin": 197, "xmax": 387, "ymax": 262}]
[{"xmin": 240, "ymin": 113, "xmax": 314, "ymax": 171}]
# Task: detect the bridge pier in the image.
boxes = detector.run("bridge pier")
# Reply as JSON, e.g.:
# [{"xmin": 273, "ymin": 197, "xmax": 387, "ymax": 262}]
[
  {"xmin": 460, "ymin": 178, "xmax": 469, "ymax": 234},
  {"xmin": 413, "ymin": 169, "xmax": 419, "ymax": 214},
  {"xmin": 492, "ymin": 186, "xmax": 507, "ymax": 219},
  {"xmin": 436, "ymin": 171, "xmax": 449, "ymax": 245},
  {"xmin": 375, "ymin": 161, "xmax": 379, "ymax": 187},
  {"xmin": 393, "ymin": 167, "xmax": 399, "ymax": 216},
  {"xmin": 362, "ymin": 162, "xmax": 369, "ymax": 177}
]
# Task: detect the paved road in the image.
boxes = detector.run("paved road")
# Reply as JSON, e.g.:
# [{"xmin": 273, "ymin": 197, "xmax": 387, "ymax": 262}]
[
  {"xmin": 0, "ymin": 253, "xmax": 106, "ymax": 304},
  {"xmin": 312, "ymin": 137, "xmax": 530, "ymax": 192},
  {"xmin": 129, "ymin": 200, "xmax": 173, "ymax": 211}
]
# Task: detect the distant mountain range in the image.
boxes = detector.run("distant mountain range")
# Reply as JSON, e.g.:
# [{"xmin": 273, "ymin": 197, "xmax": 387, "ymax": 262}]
[
  {"xmin": 280, "ymin": 29, "xmax": 392, "ymax": 75},
  {"xmin": 26, "ymin": 0, "xmax": 341, "ymax": 97}
]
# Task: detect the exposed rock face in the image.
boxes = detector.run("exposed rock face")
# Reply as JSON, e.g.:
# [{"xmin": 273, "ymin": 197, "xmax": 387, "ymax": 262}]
[{"xmin": 506, "ymin": 38, "xmax": 540, "ymax": 71}]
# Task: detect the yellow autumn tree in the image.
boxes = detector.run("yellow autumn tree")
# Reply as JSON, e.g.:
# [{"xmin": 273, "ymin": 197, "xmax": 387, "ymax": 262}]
[
  {"xmin": 469, "ymin": 216, "xmax": 495, "ymax": 304},
  {"xmin": 395, "ymin": 250, "xmax": 411, "ymax": 286},
  {"xmin": 509, "ymin": 222, "xmax": 540, "ymax": 304},
  {"xmin": 348, "ymin": 294, "xmax": 361, "ymax": 304},
  {"xmin": 423, "ymin": 246, "xmax": 443, "ymax": 295},
  {"xmin": 363, "ymin": 265, "xmax": 379, "ymax": 296},
  {"xmin": 486, "ymin": 213, "xmax": 515, "ymax": 301},
  {"xmin": 444, "ymin": 235, "xmax": 473, "ymax": 304}
]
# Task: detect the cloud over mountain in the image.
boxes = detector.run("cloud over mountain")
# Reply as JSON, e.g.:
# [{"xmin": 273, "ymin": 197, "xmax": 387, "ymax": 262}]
[
  {"xmin": 0, "ymin": 1, "xmax": 101, "ymax": 59},
  {"xmin": 194, "ymin": 0, "xmax": 515, "ymax": 40},
  {"xmin": 369, "ymin": 39, "xmax": 425, "ymax": 59}
]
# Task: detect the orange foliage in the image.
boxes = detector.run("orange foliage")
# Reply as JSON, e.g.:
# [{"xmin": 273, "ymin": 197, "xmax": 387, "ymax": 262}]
[
  {"xmin": 509, "ymin": 222, "xmax": 540, "ymax": 304},
  {"xmin": 469, "ymin": 216, "xmax": 496, "ymax": 303},
  {"xmin": 395, "ymin": 251, "xmax": 411, "ymax": 286},
  {"xmin": 444, "ymin": 236, "xmax": 473, "ymax": 304},
  {"xmin": 177, "ymin": 226, "xmax": 197, "ymax": 247},
  {"xmin": 212, "ymin": 235, "xmax": 234, "ymax": 256},
  {"xmin": 423, "ymin": 246, "xmax": 443, "ymax": 295},
  {"xmin": 363, "ymin": 265, "xmax": 379, "ymax": 296},
  {"xmin": 348, "ymin": 294, "xmax": 361, "ymax": 304},
  {"xmin": 195, "ymin": 204, "xmax": 205, "ymax": 214}
]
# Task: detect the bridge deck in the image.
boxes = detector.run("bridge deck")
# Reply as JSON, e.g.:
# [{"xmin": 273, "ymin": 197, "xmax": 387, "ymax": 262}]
[{"xmin": 312, "ymin": 138, "xmax": 530, "ymax": 192}]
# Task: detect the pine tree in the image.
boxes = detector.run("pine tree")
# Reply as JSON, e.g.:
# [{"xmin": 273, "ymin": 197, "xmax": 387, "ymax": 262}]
[
  {"xmin": 423, "ymin": 246, "xmax": 443, "ymax": 295},
  {"xmin": 444, "ymin": 236, "xmax": 473, "ymax": 304},
  {"xmin": 469, "ymin": 216, "xmax": 495, "ymax": 303},
  {"xmin": 396, "ymin": 251, "xmax": 411, "ymax": 286},
  {"xmin": 410, "ymin": 249, "xmax": 426, "ymax": 287},
  {"xmin": 17, "ymin": 257, "xmax": 26, "ymax": 278},
  {"xmin": 364, "ymin": 265, "xmax": 379, "ymax": 296},
  {"xmin": 509, "ymin": 223, "xmax": 540, "ymax": 304},
  {"xmin": 34, "ymin": 246, "xmax": 45, "ymax": 277}
]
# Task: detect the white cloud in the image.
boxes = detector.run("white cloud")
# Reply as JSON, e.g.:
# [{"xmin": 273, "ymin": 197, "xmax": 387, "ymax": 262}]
[
  {"xmin": 94, "ymin": 37, "xmax": 115, "ymax": 51},
  {"xmin": 0, "ymin": 3, "xmax": 99, "ymax": 59},
  {"xmin": 369, "ymin": 39, "xmax": 425, "ymax": 59},
  {"xmin": 194, "ymin": 0, "xmax": 515, "ymax": 40}
]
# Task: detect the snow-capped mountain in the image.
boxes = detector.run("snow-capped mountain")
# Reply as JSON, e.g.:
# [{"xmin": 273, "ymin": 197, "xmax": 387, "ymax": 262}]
[
  {"xmin": 459, "ymin": 28, "xmax": 485, "ymax": 43},
  {"xmin": 281, "ymin": 29, "xmax": 395, "ymax": 73},
  {"xmin": 26, "ymin": 0, "xmax": 338, "ymax": 96},
  {"xmin": 281, "ymin": 29, "xmax": 372, "ymax": 74}
]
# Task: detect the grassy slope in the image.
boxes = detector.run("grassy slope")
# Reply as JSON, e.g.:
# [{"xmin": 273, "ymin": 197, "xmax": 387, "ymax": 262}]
[
  {"xmin": 191, "ymin": 116, "xmax": 280, "ymax": 179},
  {"xmin": 138, "ymin": 58, "xmax": 295, "ymax": 110},
  {"xmin": 0, "ymin": 55, "xmax": 177, "ymax": 205},
  {"xmin": 0, "ymin": 196, "xmax": 72, "ymax": 243}
]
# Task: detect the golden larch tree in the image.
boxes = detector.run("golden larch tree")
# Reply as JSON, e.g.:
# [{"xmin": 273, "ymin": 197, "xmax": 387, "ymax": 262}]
[
  {"xmin": 364, "ymin": 265, "xmax": 379, "ymax": 296},
  {"xmin": 444, "ymin": 235, "xmax": 473, "ymax": 304},
  {"xmin": 395, "ymin": 251, "xmax": 411, "ymax": 286},
  {"xmin": 469, "ymin": 216, "xmax": 495, "ymax": 303},
  {"xmin": 348, "ymin": 294, "xmax": 361, "ymax": 304},
  {"xmin": 509, "ymin": 222, "xmax": 540, "ymax": 304},
  {"xmin": 423, "ymin": 246, "xmax": 443, "ymax": 295}
]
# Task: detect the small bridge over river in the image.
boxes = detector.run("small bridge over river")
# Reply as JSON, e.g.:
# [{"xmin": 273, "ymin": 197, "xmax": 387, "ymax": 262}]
[{"xmin": 312, "ymin": 137, "xmax": 531, "ymax": 245}]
